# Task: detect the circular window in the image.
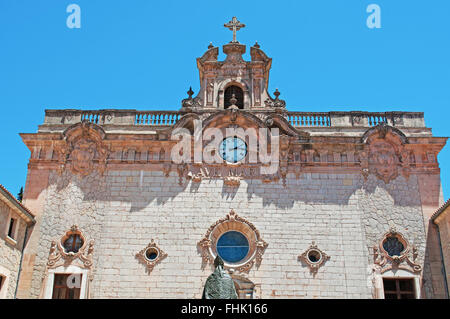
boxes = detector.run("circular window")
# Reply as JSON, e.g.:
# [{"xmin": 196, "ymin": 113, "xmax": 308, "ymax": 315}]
[
  {"xmin": 307, "ymin": 250, "xmax": 322, "ymax": 263},
  {"xmin": 216, "ymin": 231, "xmax": 250, "ymax": 263},
  {"xmin": 62, "ymin": 234, "xmax": 84, "ymax": 253},
  {"xmin": 383, "ymin": 236, "xmax": 405, "ymax": 257},
  {"xmin": 145, "ymin": 247, "xmax": 159, "ymax": 261}
]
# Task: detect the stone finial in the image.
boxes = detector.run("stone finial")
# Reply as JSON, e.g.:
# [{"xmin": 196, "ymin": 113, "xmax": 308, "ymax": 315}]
[
  {"xmin": 274, "ymin": 89, "xmax": 281, "ymax": 100},
  {"xmin": 187, "ymin": 87, "xmax": 194, "ymax": 99},
  {"xmin": 254, "ymin": 41, "xmax": 260, "ymax": 48},
  {"xmin": 208, "ymin": 42, "xmax": 214, "ymax": 49}
]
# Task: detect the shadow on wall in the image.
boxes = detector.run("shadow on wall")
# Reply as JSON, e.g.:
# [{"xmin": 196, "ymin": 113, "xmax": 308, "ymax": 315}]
[
  {"xmin": 44, "ymin": 169, "xmax": 424, "ymax": 213},
  {"xmin": 422, "ymin": 222, "xmax": 448, "ymax": 299}
]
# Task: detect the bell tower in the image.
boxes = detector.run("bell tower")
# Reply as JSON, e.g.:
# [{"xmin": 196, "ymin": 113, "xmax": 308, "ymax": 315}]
[{"xmin": 181, "ymin": 17, "xmax": 286, "ymax": 112}]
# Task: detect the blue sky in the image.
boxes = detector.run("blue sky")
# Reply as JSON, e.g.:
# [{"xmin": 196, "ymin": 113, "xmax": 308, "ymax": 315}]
[{"xmin": 0, "ymin": 0, "xmax": 449, "ymax": 199}]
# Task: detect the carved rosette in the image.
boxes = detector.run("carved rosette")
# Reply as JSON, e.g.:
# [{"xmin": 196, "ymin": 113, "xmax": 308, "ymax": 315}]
[
  {"xmin": 136, "ymin": 239, "xmax": 168, "ymax": 274},
  {"xmin": 198, "ymin": 210, "xmax": 268, "ymax": 273},
  {"xmin": 373, "ymin": 227, "xmax": 421, "ymax": 274},
  {"xmin": 298, "ymin": 241, "xmax": 330, "ymax": 275},
  {"xmin": 361, "ymin": 124, "xmax": 410, "ymax": 184},
  {"xmin": 57, "ymin": 121, "xmax": 109, "ymax": 177},
  {"xmin": 47, "ymin": 225, "xmax": 94, "ymax": 271}
]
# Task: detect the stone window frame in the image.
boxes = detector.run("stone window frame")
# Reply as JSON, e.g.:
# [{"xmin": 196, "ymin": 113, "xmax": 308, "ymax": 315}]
[
  {"xmin": 135, "ymin": 239, "xmax": 168, "ymax": 274},
  {"xmin": 43, "ymin": 225, "xmax": 94, "ymax": 299},
  {"xmin": 371, "ymin": 227, "xmax": 422, "ymax": 299},
  {"xmin": 298, "ymin": 241, "xmax": 330, "ymax": 275},
  {"xmin": 0, "ymin": 265, "xmax": 11, "ymax": 299},
  {"xmin": 373, "ymin": 228, "xmax": 421, "ymax": 274},
  {"xmin": 59, "ymin": 226, "xmax": 87, "ymax": 258},
  {"xmin": 373, "ymin": 269, "xmax": 421, "ymax": 299},
  {"xmin": 198, "ymin": 209, "xmax": 268, "ymax": 273},
  {"xmin": 42, "ymin": 265, "xmax": 89, "ymax": 299},
  {"xmin": 4, "ymin": 212, "xmax": 19, "ymax": 246}
]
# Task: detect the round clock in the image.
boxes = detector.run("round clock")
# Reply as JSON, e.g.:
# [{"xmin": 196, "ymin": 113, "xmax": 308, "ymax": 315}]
[{"xmin": 219, "ymin": 136, "xmax": 247, "ymax": 163}]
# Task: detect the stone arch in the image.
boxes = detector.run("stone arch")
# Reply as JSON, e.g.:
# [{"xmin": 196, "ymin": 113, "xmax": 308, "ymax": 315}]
[
  {"xmin": 217, "ymin": 79, "xmax": 251, "ymax": 109},
  {"xmin": 170, "ymin": 113, "xmax": 201, "ymax": 135},
  {"xmin": 361, "ymin": 124, "xmax": 408, "ymax": 145},
  {"xmin": 224, "ymin": 85, "xmax": 244, "ymax": 109},
  {"xmin": 201, "ymin": 109, "xmax": 267, "ymax": 133}
]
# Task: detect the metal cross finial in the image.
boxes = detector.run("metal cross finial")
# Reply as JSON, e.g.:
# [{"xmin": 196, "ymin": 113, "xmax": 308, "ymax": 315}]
[{"xmin": 224, "ymin": 17, "xmax": 245, "ymax": 43}]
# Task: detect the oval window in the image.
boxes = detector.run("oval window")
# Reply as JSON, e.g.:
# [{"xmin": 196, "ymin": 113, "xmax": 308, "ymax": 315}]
[
  {"xmin": 217, "ymin": 231, "xmax": 249, "ymax": 263},
  {"xmin": 383, "ymin": 236, "xmax": 405, "ymax": 257},
  {"xmin": 63, "ymin": 234, "xmax": 84, "ymax": 253}
]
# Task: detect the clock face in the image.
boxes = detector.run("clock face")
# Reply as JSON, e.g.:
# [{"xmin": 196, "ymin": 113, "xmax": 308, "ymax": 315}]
[{"xmin": 219, "ymin": 136, "xmax": 247, "ymax": 163}]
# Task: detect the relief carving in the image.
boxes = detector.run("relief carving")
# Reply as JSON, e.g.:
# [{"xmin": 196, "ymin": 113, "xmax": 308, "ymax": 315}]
[
  {"xmin": 373, "ymin": 227, "xmax": 421, "ymax": 274},
  {"xmin": 369, "ymin": 141, "xmax": 399, "ymax": 184},
  {"xmin": 298, "ymin": 241, "xmax": 330, "ymax": 275},
  {"xmin": 47, "ymin": 225, "xmax": 94, "ymax": 271},
  {"xmin": 58, "ymin": 122, "xmax": 109, "ymax": 177},
  {"xmin": 135, "ymin": 239, "xmax": 168, "ymax": 274},
  {"xmin": 361, "ymin": 124, "xmax": 410, "ymax": 184},
  {"xmin": 264, "ymin": 89, "xmax": 286, "ymax": 109}
]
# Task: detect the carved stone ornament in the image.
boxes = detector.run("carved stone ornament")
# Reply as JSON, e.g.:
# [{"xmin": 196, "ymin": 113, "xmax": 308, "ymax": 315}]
[
  {"xmin": 57, "ymin": 121, "xmax": 109, "ymax": 177},
  {"xmin": 361, "ymin": 124, "xmax": 410, "ymax": 184},
  {"xmin": 298, "ymin": 241, "xmax": 330, "ymax": 275},
  {"xmin": 181, "ymin": 87, "xmax": 203, "ymax": 109},
  {"xmin": 373, "ymin": 227, "xmax": 421, "ymax": 274},
  {"xmin": 47, "ymin": 225, "xmax": 94, "ymax": 271},
  {"xmin": 224, "ymin": 176, "xmax": 241, "ymax": 187},
  {"xmin": 135, "ymin": 239, "xmax": 168, "ymax": 274},
  {"xmin": 264, "ymin": 89, "xmax": 286, "ymax": 109},
  {"xmin": 198, "ymin": 210, "xmax": 268, "ymax": 274}
]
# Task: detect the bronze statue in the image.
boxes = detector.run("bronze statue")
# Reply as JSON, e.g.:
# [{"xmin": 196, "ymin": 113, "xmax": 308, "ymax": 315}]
[{"xmin": 202, "ymin": 256, "xmax": 238, "ymax": 299}]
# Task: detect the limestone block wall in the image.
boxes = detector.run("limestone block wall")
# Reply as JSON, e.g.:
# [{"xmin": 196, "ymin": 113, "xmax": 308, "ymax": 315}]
[
  {"xmin": 25, "ymin": 169, "xmax": 433, "ymax": 299},
  {"xmin": 0, "ymin": 202, "xmax": 27, "ymax": 299},
  {"xmin": 434, "ymin": 210, "xmax": 450, "ymax": 297}
]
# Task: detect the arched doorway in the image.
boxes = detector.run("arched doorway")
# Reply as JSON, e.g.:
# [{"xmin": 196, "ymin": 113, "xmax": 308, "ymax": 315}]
[{"xmin": 224, "ymin": 85, "xmax": 244, "ymax": 109}]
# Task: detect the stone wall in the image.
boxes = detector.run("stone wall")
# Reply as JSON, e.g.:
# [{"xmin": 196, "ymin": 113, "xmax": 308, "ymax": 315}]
[
  {"xmin": 25, "ymin": 168, "xmax": 433, "ymax": 299},
  {"xmin": 0, "ymin": 201, "xmax": 27, "ymax": 299},
  {"xmin": 434, "ymin": 209, "xmax": 450, "ymax": 297}
]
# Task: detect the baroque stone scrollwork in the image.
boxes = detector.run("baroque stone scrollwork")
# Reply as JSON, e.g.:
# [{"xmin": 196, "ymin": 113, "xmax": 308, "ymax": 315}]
[
  {"xmin": 47, "ymin": 225, "xmax": 94, "ymax": 271},
  {"xmin": 135, "ymin": 239, "xmax": 168, "ymax": 274},
  {"xmin": 373, "ymin": 227, "xmax": 421, "ymax": 274},
  {"xmin": 56, "ymin": 121, "xmax": 109, "ymax": 177},
  {"xmin": 360, "ymin": 124, "xmax": 410, "ymax": 184},
  {"xmin": 264, "ymin": 89, "xmax": 286, "ymax": 109},
  {"xmin": 298, "ymin": 241, "xmax": 330, "ymax": 275},
  {"xmin": 198, "ymin": 209, "xmax": 268, "ymax": 274},
  {"xmin": 181, "ymin": 87, "xmax": 203, "ymax": 110}
]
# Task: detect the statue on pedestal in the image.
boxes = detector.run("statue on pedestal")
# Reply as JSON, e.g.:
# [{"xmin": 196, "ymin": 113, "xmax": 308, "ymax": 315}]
[{"xmin": 202, "ymin": 256, "xmax": 238, "ymax": 299}]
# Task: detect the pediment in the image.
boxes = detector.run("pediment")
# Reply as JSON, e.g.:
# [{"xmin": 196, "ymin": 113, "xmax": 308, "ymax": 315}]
[{"xmin": 173, "ymin": 110, "xmax": 309, "ymax": 139}]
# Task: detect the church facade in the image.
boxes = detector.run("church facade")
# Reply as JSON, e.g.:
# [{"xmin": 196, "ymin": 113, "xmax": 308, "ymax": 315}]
[{"xmin": 15, "ymin": 18, "xmax": 448, "ymax": 299}]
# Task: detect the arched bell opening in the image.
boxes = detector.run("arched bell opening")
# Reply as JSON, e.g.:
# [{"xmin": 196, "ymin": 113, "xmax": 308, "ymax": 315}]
[{"xmin": 224, "ymin": 85, "xmax": 244, "ymax": 109}]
